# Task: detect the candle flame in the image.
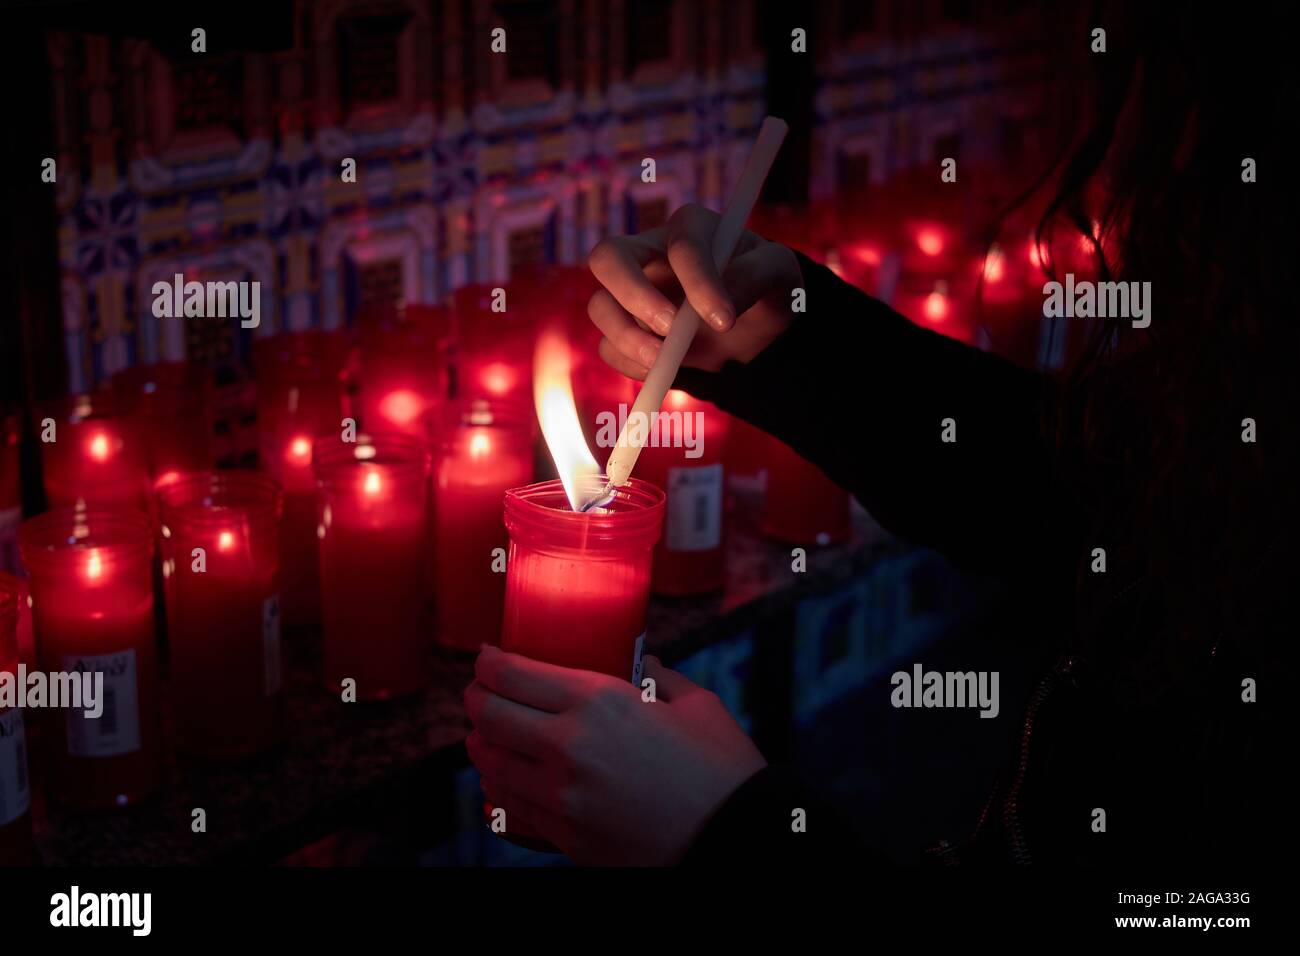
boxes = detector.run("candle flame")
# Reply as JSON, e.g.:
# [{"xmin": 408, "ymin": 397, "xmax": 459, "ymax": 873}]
[
  {"xmin": 363, "ymin": 470, "xmax": 383, "ymax": 496},
  {"xmin": 287, "ymin": 436, "xmax": 312, "ymax": 465},
  {"xmin": 88, "ymin": 433, "xmax": 111, "ymax": 462},
  {"xmin": 479, "ymin": 362, "xmax": 517, "ymax": 397},
  {"xmin": 983, "ymin": 244, "xmax": 1005, "ymax": 283},
  {"xmin": 469, "ymin": 430, "xmax": 492, "ymax": 458},
  {"xmin": 924, "ymin": 282, "xmax": 950, "ymax": 323},
  {"xmin": 218, "ymin": 530, "xmax": 235, "ymax": 552},
  {"xmin": 86, "ymin": 551, "xmax": 103, "ymax": 580},
  {"xmin": 917, "ymin": 228, "xmax": 945, "ymax": 257},
  {"xmin": 533, "ymin": 327, "xmax": 600, "ymax": 510},
  {"xmin": 378, "ymin": 389, "xmax": 424, "ymax": 428}
]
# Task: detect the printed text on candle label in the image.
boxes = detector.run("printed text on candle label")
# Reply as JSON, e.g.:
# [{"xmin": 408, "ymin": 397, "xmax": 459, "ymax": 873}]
[
  {"xmin": 594, "ymin": 405, "xmax": 705, "ymax": 458},
  {"xmin": 631, "ymin": 633, "xmax": 646, "ymax": 686},
  {"xmin": 0, "ymin": 663, "xmax": 104, "ymax": 718},
  {"xmin": 665, "ymin": 465, "xmax": 724, "ymax": 552},
  {"xmin": 50, "ymin": 886, "xmax": 152, "ymax": 937},
  {"xmin": 0, "ymin": 708, "xmax": 30, "ymax": 826},
  {"xmin": 262, "ymin": 595, "xmax": 282, "ymax": 697},
  {"xmin": 62, "ymin": 651, "xmax": 141, "ymax": 757}
]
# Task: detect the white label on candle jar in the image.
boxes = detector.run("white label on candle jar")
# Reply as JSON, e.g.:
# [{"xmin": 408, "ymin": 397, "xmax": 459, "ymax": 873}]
[
  {"xmin": 262, "ymin": 594, "xmax": 282, "ymax": 697},
  {"xmin": 0, "ymin": 708, "xmax": 30, "ymax": 825},
  {"xmin": 631, "ymin": 632, "xmax": 646, "ymax": 686},
  {"xmin": 665, "ymin": 464, "xmax": 724, "ymax": 552},
  {"xmin": 0, "ymin": 505, "xmax": 20, "ymax": 575},
  {"xmin": 61, "ymin": 649, "xmax": 140, "ymax": 758}
]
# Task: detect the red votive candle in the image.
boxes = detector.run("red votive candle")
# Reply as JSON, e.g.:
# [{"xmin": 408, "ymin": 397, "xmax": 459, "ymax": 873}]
[
  {"xmin": 453, "ymin": 283, "xmax": 535, "ymax": 405},
  {"xmin": 352, "ymin": 311, "xmax": 451, "ymax": 439},
  {"xmin": 111, "ymin": 362, "xmax": 214, "ymax": 489},
  {"xmin": 315, "ymin": 433, "xmax": 430, "ymax": 699},
  {"xmin": 159, "ymin": 472, "xmax": 284, "ymax": 758},
  {"xmin": 0, "ymin": 576, "xmax": 34, "ymax": 864},
  {"xmin": 500, "ymin": 476, "xmax": 664, "ymax": 681},
  {"xmin": 0, "ymin": 409, "xmax": 20, "ymax": 575},
  {"xmin": 255, "ymin": 331, "xmax": 348, "ymax": 628},
  {"xmin": 759, "ymin": 435, "xmax": 851, "ymax": 547},
  {"xmin": 39, "ymin": 395, "xmax": 150, "ymax": 513},
  {"xmin": 429, "ymin": 400, "xmax": 533, "ymax": 652},
  {"xmin": 634, "ymin": 390, "xmax": 730, "ymax": 596},
  {"xmin": 19, "ymin": 508, "xmax": 160, "ymax": 808}
]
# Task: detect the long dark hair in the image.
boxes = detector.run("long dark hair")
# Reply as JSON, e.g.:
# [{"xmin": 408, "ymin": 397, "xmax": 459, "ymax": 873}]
[{"xmin": 1025, "ymin": 3, "xmax": 1295, "ymax": 673}]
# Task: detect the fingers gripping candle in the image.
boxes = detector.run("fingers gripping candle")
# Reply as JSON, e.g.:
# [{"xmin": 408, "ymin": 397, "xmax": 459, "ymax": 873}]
[
  {"xmin": 490, "ymin": 327, "xmax": 664, "ymax": 852},
  {"xmin": 599, "ymin": 116, "xmax": 787, "ymax": 500}
]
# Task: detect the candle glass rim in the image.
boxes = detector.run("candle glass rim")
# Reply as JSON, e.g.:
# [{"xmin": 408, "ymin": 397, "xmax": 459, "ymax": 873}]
[
  {"xmin": 38, "ymin": 391, "xmax": 134, "ymax": 425},
  {"xmin": 504, "ymin": 476, "xmax": 664, "ymax": 553},
  {"xmin": 313, "ymin": 431, "xmax": 430, "ymax": 482},
  {"xmin": 157, "ymin": 470, "xmax": 284, "ymax": 530},
  {"xmin": 253, "ymin": 329, "xmax": 351, "ymax": 385},
  {"xmin": 19, "ymin": 506, "xmax": 155, "ymax": 569},
  {"xmin": 426, "ymin": 397, "xmax": 533, "ymax": 449}
]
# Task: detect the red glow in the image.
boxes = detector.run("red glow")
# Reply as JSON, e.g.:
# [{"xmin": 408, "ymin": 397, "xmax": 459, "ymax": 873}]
[
  {"xmin": 924, "ymin": 292, "xmax": 949, "ymax": 323},
  {"xmin": 217, "ymin": 531, "xmax": 235, "ymax": 552},
  {"xmin": 85, "ymin": 551, "xmax": 103, "ymax": 580},
  {"xmin": 88, "ymin": 433, "xmax": 111, "ymax": 462},
  {"xmin": 850, "ymin": 243, "xmax": 882, "ymax": 266},
  {"xmin": 378, "ymin": 390, "xmax": 424, "ymax": 428},
  {"xmin": 468, "ymin": 431, "xmax": 492, "ymax": 459},
  {"xmin": 666, "ymin": 389, "xmax": 690, "ymax": 410},
  {"xmin": 154, "ymin": 471, "xmax": 182, "ymax": 490},
  {"xmin": 982, "ymin": 247, "xmax": 1006, "ymax": 283},
  {"xmin": 479, "ymin": 362, "xmax": 517, "ymax": 397},
  {"xmin": 917, "ymin": 229, "xmax": 945, "ymax": 257},
  {"xmin": 286, "ymin": 436, "xmax": 312, "ymax": 466},
  {"xmin": 363, "ymin": 470, "xmax": 383, "ymax": 497}
]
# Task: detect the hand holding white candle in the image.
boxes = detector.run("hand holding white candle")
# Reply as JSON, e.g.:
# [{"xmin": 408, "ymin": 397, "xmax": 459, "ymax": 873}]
[{"xmin": 595, "ymin": 116, "xmax": 788, "ymax": 503}]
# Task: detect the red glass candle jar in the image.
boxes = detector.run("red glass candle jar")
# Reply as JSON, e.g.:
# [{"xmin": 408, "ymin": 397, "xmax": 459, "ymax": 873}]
[
  {"xmin": 453, "ymin": 283, "xmax": 535, "ymax": 405},
  {"xmin": 0, "ymin": 576, "xmax": 34, "ymax": 864},
  {"xmin": 315, "ymin": 433, "xmax": 430, "ymax": 699},
  {"xmin": 39, "ymin": 394, "xmax": 151, "ymax": 513},
  {"xmin": 634, "ymin": 390, "xmax": 730, "ymax": 596},
  {"xmin": 759, "ymin": 435, "xmax": 851, "ymax": 547},
  {"xmin": 159, "ymin": 472, "xmax": 284, "ymax": 758},
  {"xmin": 19, "ymin": 508, "xmax": 160, "ymax": 808},
  {"xmin": 351, "ymin": 310, "xmax": 451, "ymax": 439},
  {"xmin": 500, "ymin": 476, "xmax": 664, "ymax": 681},
  {"xmin": 0, "ymin": 572, "xmax": 34, "ymax": 671},
  {"xmin": 0, "ymin": 409, "xmax": 20, "ymax": 575},
  {"xmin": 429, "ymin": 400, "xmax": 533, "ymax": 652},
  {"xmin": 111, "ymin": 362, "xmax": 214, "ymax": 489},
  {"xmin": 254, "ymin": 331, "xmax": 348, "ymax": 628}
]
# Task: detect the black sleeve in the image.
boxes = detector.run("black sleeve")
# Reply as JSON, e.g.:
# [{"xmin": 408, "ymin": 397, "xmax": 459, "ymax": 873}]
[
  {"xmin": 679, "ymin": 766, "xmax": 879, "ymax": 866},
  {"xmin": 676, "ymin": 251, "xmax": 1078, "ymax": 575}
]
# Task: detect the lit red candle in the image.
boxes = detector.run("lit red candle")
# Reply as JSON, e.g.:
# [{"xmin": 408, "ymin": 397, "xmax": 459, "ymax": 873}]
[
  {"xmin": 110, "ymin": 362, "xmax": 214, "ymax": 490},
  {"xmin": 634, "ymin": 390, "xmax": 730, "ymax": 596},
  {"xmin": 0, "ymin": 575, "xmax": 34, "ymax": 864},
  {"xmin": 19, "ymin": 508, "xmax": 160, "ymax": 808},
  {"xmin": 453, "ymin": 283, "xmax": 535, "ymax": 405},
  {"xmin": 500, "ymin": 477, "xmax": 664, "ymax": 679},
  {"xmin": 352, "ymin": 309, "xmax": 451, "ymax": 439},
  {"xmin": 759, "ymin": 433, "xmax": 851, "ymax": 547},
  {"xmin": 429, "ymin": 400, "xmax": 533, "ymax": 652},
  {"xmin": 314, "ymin": 433, "xmax": 430, "ymax": 699},
  {"xmin": 39, "ymin": 395, "xmax": 151, "ymax": 513},
  {"xmin": 159, "ymin": 472, "xmax": 284, "ymax": 758},
  {"xmin": 254, "ymin": 330, "xmax": 348, "ymax": 628}
]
